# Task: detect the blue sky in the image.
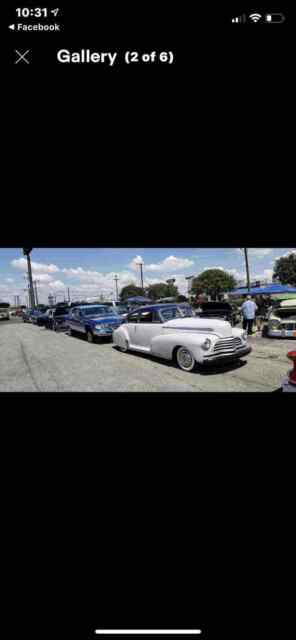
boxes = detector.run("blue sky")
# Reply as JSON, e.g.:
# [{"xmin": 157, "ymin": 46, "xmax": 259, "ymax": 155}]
[{"xmin": 0, "ymin": 247, "xmax": 295, "ymax": 304}]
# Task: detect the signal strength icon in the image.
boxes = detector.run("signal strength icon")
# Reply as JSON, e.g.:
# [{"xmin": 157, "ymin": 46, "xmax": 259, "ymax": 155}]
[
  {"xmin": 249, "ymin": 13, "xmax": 262, "ymax": 22},
  {"xmin": 231, "ymin": 14, "xmax": 246, "ymax": 23}
]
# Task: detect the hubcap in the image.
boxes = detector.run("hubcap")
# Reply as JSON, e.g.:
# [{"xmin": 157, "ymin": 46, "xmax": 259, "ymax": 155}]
[{"xmin": 178, "ymin": 348, "xmax": 194, "ymax": 370}]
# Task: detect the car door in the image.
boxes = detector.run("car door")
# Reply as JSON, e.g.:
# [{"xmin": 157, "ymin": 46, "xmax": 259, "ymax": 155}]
[
  {"xmin": 69, "ymin": 308, "xmax": 85, "ymax": 333},
  {"xmin": 132, "ymin": 310, "xmax": 162, "ymax": 351},
  {"xmin": 125, "ymin": 310, "xmax": 140, "ymax": 348}
]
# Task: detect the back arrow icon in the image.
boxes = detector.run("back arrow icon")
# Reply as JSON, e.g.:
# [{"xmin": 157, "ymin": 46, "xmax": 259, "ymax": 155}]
[{"xmin": 9, "ymin": 24, "xmax": 15, "ymax": 30}]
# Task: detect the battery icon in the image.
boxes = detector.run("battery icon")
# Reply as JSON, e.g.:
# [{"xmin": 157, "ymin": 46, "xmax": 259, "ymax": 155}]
[{"xmin": 265, "ymin": 13, "xmax": 286, "ymax": 23}]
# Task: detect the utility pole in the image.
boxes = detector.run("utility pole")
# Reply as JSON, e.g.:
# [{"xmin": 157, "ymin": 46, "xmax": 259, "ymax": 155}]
[
  {"xmin": 34, "ymin": 280, "xmax": 39, "ymax": 306},
  {"xmin": 68, "ymin": 288, "xmax": 71, "ymax": 303},
  {"xmin": 114, "ymin": 275, "xmax": 119, "ymax": 302},
  {"xmin": 137, "ymin": 260, "xmax": 144, "ymax": 292},
  {"xmin": 243, "ymin": 248, "xmax": 251, "ymax": 292},
  {"xmin": 22, "ymin": 248, "xmax": 35, "ymax": 308}
]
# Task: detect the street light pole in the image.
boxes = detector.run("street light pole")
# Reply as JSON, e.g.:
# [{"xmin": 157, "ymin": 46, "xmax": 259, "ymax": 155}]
[
  {"xmin": 23, "ymin": 248, "xmax": 35, "ymax": 308},
  {"xmin": 114, "ymin": 275, "xmax": 119, "ymax": 302},
  {"xmin": 26, "ymin": 254, "xmax": 35, "ymax": 308},
  {"xmin": 34, "ymin": 280, "xmax": 39, "ymax": 306},
  {"xmin": 137, "ymin": 261, "xmax": 144, "ymax": 292},
  {"xmin": 243, "ymin": 248, "xmax": 251, "ymax": 292}
]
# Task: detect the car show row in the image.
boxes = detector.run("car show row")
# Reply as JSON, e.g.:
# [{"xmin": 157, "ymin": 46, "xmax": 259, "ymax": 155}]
[
  {"xmin": 2, "ymin": 297, "xmax": 295, "ymax": 387},
  {"xmin": 16, "ymin": 300, "xmax": 253, "ymax": 372}
]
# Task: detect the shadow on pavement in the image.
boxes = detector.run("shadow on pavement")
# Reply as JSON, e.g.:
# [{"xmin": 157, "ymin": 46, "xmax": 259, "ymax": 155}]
[{"xmin": 113, "ymin": 346, "xmax": 249, "ymax": 375}]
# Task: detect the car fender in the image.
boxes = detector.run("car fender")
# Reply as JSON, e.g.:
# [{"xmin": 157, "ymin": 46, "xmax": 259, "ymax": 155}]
[
  {"xmin": 231, "ymin": 327, "xmax": 244, "ymax": 339},
  {"xmin": 151, "ymin": 333, "xmax": 208, "ymax": 362},
  {"xmin": 113, "ymin": 324, "xmax": 130, "ymax": 346}
]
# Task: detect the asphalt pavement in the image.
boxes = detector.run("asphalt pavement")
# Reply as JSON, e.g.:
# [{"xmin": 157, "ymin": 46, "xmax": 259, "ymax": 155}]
[{"xmin": 0, "ymin": 318, "xmax": 293, "ymax": 392}]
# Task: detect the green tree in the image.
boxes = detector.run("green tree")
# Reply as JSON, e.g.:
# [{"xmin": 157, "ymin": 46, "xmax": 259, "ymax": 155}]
[
  {"xmin": 147, "ymin": 282, "xmax": 179, "ymax": 300},
  {"xmin": 120, "ymin": 283, "xmax": 145, "ymax": 300},
  {"xmin": 273, "ymin": 253, "xmax": 296, "ymax": 286},
  {"xmin": 191, "ymin": 269, "xmax": 237, "ymax": 300}
]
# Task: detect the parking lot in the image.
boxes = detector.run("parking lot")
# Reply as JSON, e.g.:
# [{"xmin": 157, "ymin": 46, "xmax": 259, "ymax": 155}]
[{"xmin": 0, "ymin": 317, "xmax": 293, "ymax": 392}]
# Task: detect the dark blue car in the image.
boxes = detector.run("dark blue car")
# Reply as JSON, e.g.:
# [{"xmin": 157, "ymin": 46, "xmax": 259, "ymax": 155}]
[
  {"xmin": 38, "ymin": 306, "xmax": 70, "ymax": 330},
  {"xmin": 67, "ymin": 304, "xmax": 124, "ymax": 343}
]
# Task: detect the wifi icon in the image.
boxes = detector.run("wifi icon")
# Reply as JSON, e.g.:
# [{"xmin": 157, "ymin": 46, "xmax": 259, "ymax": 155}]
[{"xmin": 249, "ymin": 13, "xmax": 262, "ymax": 22}]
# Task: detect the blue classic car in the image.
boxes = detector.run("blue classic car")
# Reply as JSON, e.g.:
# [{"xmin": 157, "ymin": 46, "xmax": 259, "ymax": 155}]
[{"xmin": 67, "ymin": 304, "xmax": 123, "ymax": 343}]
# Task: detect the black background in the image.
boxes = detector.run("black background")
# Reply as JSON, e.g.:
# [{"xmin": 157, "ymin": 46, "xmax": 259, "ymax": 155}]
[{"xmin": 3, "ymin": 2, "xmax": 294, "ymax": 639}]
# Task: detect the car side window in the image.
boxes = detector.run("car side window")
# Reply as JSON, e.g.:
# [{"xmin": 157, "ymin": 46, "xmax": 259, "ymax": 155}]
[
  {"xmin": 128, "ymin": 312, "xmax": 140, "ymax": 323},
  {"xmin": 139, "ymin": 311, "xmax": 153, "ymax": 323}
]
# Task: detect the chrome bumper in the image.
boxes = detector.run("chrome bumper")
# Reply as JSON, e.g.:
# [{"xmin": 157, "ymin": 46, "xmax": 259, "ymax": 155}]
[{"xmin": 203, "ymin": 345, "xmax": 252, "ymax": 364}]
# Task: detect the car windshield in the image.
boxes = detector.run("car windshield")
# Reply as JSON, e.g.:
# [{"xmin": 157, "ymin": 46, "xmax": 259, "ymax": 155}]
[
  {"xmin": 55, "ymin": 307, "xmax": 69, "ymax": 316},
  {"xmin": 81, "ymin": 306, "xmax": 114, "ymax": 316},
  {"xmin": 113, "ymin": 305, "xmax": 128, "ymax": 314},
  {"xmin": 178, "ymin": 305, "xmax": 194, "ymax": 317}
]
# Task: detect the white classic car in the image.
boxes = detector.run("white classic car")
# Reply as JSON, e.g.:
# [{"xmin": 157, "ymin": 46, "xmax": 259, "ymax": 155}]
[
  {"xmin": 266, "ymin": 299, "xmax": 296, "ymax": 338},
  {"xmin": 113, "ymin": 304, "xmax": 251, "ymax": 372}
]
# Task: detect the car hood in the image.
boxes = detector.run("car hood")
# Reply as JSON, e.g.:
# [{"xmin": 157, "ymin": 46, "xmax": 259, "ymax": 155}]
[
  {"xmin": 163, "ymin": 317, "xmax": 233, "ymax": 337},
  {"xmin": 89, "ymin": 315, "xmax": 122, "ymax": 324}
]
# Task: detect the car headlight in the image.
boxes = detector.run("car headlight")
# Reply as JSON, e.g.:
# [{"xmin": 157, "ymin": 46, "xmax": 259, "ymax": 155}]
[
  {"xmin": 96, "ymin": 323, "xmax": 108, "ymax": 330},
  {"xmin": 270, "ymin": 319, "xmax": 280, "ymax": 329},
  {"xmin": 201, "ymin": 338, "xmax": 212, "ymax": 351}
]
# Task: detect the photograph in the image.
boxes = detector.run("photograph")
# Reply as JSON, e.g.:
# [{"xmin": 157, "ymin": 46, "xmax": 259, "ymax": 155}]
[{"xmin": 1, "ymin": 247, "xmax": 296, "ymax": 393}]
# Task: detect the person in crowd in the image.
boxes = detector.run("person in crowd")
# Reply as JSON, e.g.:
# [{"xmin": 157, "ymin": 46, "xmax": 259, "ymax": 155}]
[
  {"xmin": 256, "ymin": 295, "xmax": 266, "ymax": 332},
  {"xmin": 241, "ymin": 295, "xmax": 258, "ymax": 335}
]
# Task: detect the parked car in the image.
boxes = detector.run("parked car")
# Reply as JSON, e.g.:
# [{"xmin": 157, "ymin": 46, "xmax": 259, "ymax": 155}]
[
  {"xmin": 265, "ymin": 299, "xmax": 296, "ymax": 338},
  {"xmin": 0, "ymin": 305, "xmax": 10, "ymax": 321},
  {"xmin": 31, "ymin": 307, "xmax": 50, "ymax": 324},
  {"xmin": 113, "ymin": 303, "xmax": 251, "ymax": 372},
  {"xmin": 15, "ymin": 308, "xmax": 25, "ymax": 317},
  {"xmin": 22, "ymin": 309, "xmax": 34, "ymax": 323},
  {"xmin": 38, "ymin": 306, "xmax": 70, "ymax": 330},
  {"xmin": 67, "ymin": 304, "xmax": 124, "ymax": 343},
  {"xmin": 195, "ymin": 302, "xmax": 240, "ymax": 326}
]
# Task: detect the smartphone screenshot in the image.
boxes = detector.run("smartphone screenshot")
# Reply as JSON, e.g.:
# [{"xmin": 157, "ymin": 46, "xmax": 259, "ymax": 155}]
[{"xmin": 3, "ymin": 4, "xmax": 293, "ymax": 640}]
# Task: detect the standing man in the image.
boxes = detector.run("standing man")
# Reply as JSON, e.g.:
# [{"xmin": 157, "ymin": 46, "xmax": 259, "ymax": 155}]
[{"xmin": 241, "ymin": 295, "xmax": 258, "ymax": 335}]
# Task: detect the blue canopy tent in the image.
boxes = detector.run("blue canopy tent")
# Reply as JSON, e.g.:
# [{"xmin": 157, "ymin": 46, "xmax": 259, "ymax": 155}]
[{"xmin": 228, "ymin": 284, "xmax": 296, "ymax": 297}]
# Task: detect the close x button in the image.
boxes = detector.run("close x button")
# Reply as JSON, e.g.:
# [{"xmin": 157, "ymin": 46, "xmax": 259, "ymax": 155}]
[{"xmin": 14, "ymin": 49, "xmax": 30, "ymax": 64}]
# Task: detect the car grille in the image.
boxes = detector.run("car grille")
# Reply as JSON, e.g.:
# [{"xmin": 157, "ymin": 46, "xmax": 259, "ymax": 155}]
[
  {"xmin": 281, "ymin": 323, "xmax": 296, "ymax": 331},
  {"xmin": 213, "ymin": 337, "xmax": 242, "ymax": 354}
]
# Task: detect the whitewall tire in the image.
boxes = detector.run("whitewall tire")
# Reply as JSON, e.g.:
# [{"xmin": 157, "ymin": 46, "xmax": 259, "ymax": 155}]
[{"xmin": 176, "ymin": 347, "xmax": 196, "ymax": 372}]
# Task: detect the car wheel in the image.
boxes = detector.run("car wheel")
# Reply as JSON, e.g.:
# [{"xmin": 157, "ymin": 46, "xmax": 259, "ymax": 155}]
[
  {"xmin": 118, "ymin": 339, "xmax": 129, "ymax": 353},
  {"xmin": 87, "ymin": 330, "xmax": 95, "ymax": 344},
  {"xmin": 176, "ymin": 347, "xmax": 196, "ymax": 372}
]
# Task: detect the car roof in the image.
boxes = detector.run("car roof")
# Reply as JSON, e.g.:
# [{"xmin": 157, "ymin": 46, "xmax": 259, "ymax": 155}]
[
  {"xmin": 74, "ymin": 304, "xmax": 109, "ymax": 310},
  {"xmin": 280, "ymin": 299, "xmax": 296, "ymax": 308},
  {"xmin": 128, "ymin": 303, "xmax": 183, "ymax": 314}
]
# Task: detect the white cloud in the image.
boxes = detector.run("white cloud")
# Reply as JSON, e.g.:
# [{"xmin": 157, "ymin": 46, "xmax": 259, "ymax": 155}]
[
  {"xmin": 48, "ymin": 280, "xmax": 66, "ymax": 289},
  {"xmin": 5, "ymin": 277, "xmax": 14, "ymax": 283},
  {"xmin": 128, "ymin": 255, "xmax": 145, "ymax": 271},
  {"xmin": 11, "ymin": 258, "xmax": 60, "ymax": 274},
  {"xmin": 235, "ymin": 248, "xmax": 273, "ymax": 259},
  {"xmin": 140, "ymin": 255, "xmax": 194, "ymax": 272}
]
